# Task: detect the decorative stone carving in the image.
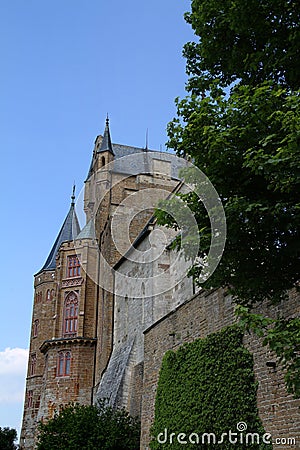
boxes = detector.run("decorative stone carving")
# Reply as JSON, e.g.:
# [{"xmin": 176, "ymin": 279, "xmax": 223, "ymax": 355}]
[{"xmin": 61, "ymin": 277, "xmax": 83, "ymax": 288}]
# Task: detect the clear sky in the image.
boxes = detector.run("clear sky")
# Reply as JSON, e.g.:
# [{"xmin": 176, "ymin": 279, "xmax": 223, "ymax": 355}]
[{"xmin": 0, "ymin": 0, "xmax": 194, "ymax": 437}]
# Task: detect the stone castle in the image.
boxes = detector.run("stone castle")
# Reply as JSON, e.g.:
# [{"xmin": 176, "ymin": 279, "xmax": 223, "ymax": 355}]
[{"xmin": 20, "ymin": 119, "xmax": 300, "ymax": 449}]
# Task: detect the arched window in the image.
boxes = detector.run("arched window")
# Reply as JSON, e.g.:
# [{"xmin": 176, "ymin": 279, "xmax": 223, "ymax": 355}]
[
  {"xmin": 50, "ymin": 289, "xmax": 55, "ymax": 300},
  {"xmin": 101, "ymin": 156, "xmax": 105, "ymax": 167},
  {"xmin": 57, "ymin": 351, "xmax": 71, "ymax": 377},
  {"xmin": 58, "ymin": 352, "xmax": 64, "ymax": 376},
  {"xmin": 27, "ymin": 390, "xmax": 33, "ymax": 408},
  {"xmin": 46, "ymin": 290, "xmax": 51, "ymax": 301},
  {"xmin": 35, "ymin": 291, "xmax": 42, "ymax": 303},
  {"xmin": 63, "ymin": 292, "xmax": 78, "ymax": 337},
  {"xmin": 33, "ymin": 319, "xmax": 39, "ymax": 337},
  {"xmin": 30, "ymin": 353, "xmax": 37, "ymax": 376},
  {"xmin": 65, "ymin": 352, "xmax": 71, "ymax": 375}
]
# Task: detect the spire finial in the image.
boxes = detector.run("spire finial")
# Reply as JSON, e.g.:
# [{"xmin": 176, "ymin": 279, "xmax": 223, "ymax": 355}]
[
  {"xmin": 98, "ymin": 115, "xmax": 114, "ymax": 155},
  {"xmin": 145, "ymin": 128, "xmax": 149, "ymax": 151},
  {"xmin": 71, "ymin": 183, "xmax": 76, "ymax": 204}
]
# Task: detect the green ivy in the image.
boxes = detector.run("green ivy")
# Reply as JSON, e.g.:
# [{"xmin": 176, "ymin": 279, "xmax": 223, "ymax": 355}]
[{"xmin": 150, "ymin": 326, "xmax": 271, "ymax": 449}]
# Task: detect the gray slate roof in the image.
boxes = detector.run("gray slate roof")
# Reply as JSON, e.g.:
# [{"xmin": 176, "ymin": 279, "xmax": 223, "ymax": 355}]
[
  {"xmin": 39, "ymin": 203, "xmax": 81, "ymax": 272},
  {"xmin": 76, "ymin": 219, "xmax": 95, "ymax": 240},
  {"xmin": 97, "ymin": 117, "xmax": 114, "ymax": 155}
]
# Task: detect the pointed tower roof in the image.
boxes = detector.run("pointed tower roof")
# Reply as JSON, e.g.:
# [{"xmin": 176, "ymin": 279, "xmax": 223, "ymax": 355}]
[
  {"xmin": 85, "ymin": 117, "xmax": 115, "ymax": 181},
  {"xmin": 39, "ymin": 188, "xmax": 81, "ymax": 272},
  {"xmin": 76, "ymin": 219, "xmax": 96, "ymax": 240},
  {"xmin": 97, "ymin": 115, "xmax": 114, "ymax": 155}
]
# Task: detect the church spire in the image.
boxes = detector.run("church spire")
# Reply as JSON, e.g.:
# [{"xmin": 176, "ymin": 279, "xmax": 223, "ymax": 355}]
[
  {"xmin": 71, "ymin": 183, "xmax": 76, "ymax": 204},
  {"xmin": 97, "ymin": 115, "xmax": 114, "ymax": 155},
  {"xmin": 38, "ymin": 188, "xmax": 81, "ymax": 272}
]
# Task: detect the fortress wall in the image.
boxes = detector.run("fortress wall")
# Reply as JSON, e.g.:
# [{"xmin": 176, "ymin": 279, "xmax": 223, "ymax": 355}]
[{"xmin": 141, "ymin": 288, "xmax": 300, "ymax": 449}]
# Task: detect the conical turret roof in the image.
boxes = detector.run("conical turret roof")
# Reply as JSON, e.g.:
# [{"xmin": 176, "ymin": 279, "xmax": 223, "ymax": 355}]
[
  {"xmin": 76, "ymin": 219, "xmax": 95, "ymax": 240},
  {"xmin": 97, "ymin": 116, "xmax": 114, "ymax": 155},
  {"xmin": 85, "ymin": 117, "xmax": 114, "ymax": 181},
  {"xmin": 39, "ymin": 191, "xmax": 81, "ymax": 272}
]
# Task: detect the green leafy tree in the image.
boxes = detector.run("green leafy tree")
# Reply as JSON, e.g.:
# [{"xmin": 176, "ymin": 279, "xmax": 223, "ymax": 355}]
[
  {"xmin": 0, "ymin": 427, "xmax": 18, "ymax": 450},
  {"xmin": 156, "ymin": 0, "xmax": 300, "ymax": 395},
  {"xmin": 36, "ymin": 402, "xmax": 140, "ymax": 450},
  {"xmin": 183, "ymin": 0, "xmax": 300, "ymax": 92},
  {"xmin": 165, "ymin": 82, "xmax": 300, "ymax": 305}
]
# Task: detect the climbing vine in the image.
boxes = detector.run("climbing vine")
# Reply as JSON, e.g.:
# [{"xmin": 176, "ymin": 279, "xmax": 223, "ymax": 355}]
[{"xmin": 150, "ymin": 326, "xmax": 271, "ymax": 449}]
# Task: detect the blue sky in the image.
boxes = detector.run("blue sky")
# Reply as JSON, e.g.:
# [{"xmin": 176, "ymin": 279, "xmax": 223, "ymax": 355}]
[{"xmin": 0, "ymin": 0, "xmax": 194, "ymax": 437}]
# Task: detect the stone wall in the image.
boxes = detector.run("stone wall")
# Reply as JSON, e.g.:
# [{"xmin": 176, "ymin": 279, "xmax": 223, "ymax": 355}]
[
  {"xmin": 141, "ymin": 288, "xmax": 300, "ymax": 449},
  {"xmin": 96, "ymin": 214, "xmax": 194, "ymax": 415},
  {"xmin": 37, "ymin": 340, "xmax": 96, "ymax": 422},
  {"xmin": 93, "ymin": 169, "xmax": 178, "ymax": 387},
  {"xmin": 20, "ymin": 238, "xmax": 98, "ymax": 449}
]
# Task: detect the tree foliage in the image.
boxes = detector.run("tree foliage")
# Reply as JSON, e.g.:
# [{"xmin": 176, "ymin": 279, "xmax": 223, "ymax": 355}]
[
  {"xmin": 156, "ymin": 0, "xmax": 300, "ymax": 395},
  {"xmin": 0, "ymin": 427, "xmax": 18, "ymax": 450},
  {"xmin": 156, "ymin": 0, "xmax": 300, "ymax": 305},
  {"xmin": 165, "ymin": 82, "xmax": 300, "ymax": 305},
  {"xmin": 36, "ymin": 402, "xmax": 140, "ymax": 450},
  {"xmin": 184, "ymin": 0, "xmax": 300, "ymax": 92}
]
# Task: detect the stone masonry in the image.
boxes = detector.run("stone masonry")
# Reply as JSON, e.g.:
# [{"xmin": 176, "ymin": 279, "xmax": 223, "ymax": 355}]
[
  {"xmin": 20, "ymin": 119, "xmax": 300, "ymax": 450},
  {"xmin": 141, "ymin": 288, "xmax": 300, "ymax": 449}
]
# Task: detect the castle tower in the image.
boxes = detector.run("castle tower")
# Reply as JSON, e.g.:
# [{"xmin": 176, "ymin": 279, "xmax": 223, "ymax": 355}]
[
  {"xmin": 84, "ymin": 116, "xmax": 114, "ymax": 224},
  {"xmin": 83, "ymin": 120, "xmax": 179, "ymax": 401},
  {"xmin": 20, "ymin": 118, "xmax": 179, "ymax": 448},
  {"xmin": 20, "ymin": 191, "xmax": 99, "ymax": 449}
]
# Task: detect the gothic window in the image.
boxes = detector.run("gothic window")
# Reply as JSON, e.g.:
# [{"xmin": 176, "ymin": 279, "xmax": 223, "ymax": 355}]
[
  {"xmin": 46, "ymin": 289, "xmax": 51, "ymax": 301},
  {"xmin": 50, "ymin": 289, "xmax": 55, "ymax": 300},
  {"xmin": 101, "ymin": 156, "xmax": 105, "ymax": 167},
  {"xmin": 33, "ymin": 319, "xmax": 39, "ymax": 337},
  {"xmin": 27, "ymin": 390, "xmax": 33, "ymax": 408},
  {"xmin": 57, "ymin": 351, "xmax": 71, "ymax": 377},
  {"xmin": 65, "ymin": 351, "xmax": 71, "ymax": 375},
  {"xmin": 58, "ymin": 351, "xmax": 64, "ymax": 376},
  {"xmin": 35, "ymin": 291, "xmax": 42, "ymax": 303},
  {"xmin": 30, "ymin": 353, "xmax": 37, "ymax": 376},
  {"xmin": 67, "ymin": 255, "xmax": 80, "ymax": 278},
  {"xmin": 63, "ymin": 292, "xmax": 78, "ymax": 337}
]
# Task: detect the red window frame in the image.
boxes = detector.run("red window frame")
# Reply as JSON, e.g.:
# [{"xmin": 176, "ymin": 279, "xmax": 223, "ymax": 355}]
[
  {"xmin": 67, "ymin": 255, "xmax": 80, "ymax": 278},
  {"xmin": 57, "ymin": 351, "xmax": 71, "ymax": 377},
  {"xmin": 63, "ymin": 292, "xmax": 78, "ymax": 337}
]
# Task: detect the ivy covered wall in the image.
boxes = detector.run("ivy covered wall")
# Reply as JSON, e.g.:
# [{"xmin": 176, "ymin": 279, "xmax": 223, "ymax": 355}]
[{"xmin": 150, "ymin": 326, "xmax": 271, "ymax": 449}]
